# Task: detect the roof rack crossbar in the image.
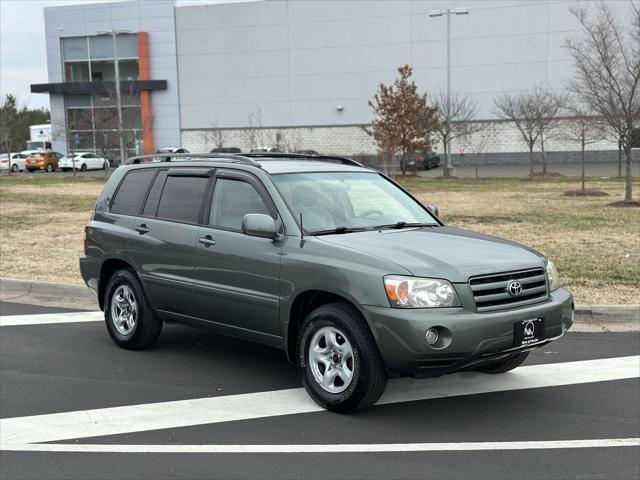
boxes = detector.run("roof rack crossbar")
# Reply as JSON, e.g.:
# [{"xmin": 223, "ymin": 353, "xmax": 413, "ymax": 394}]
[{"xmin": 125, "ymin": 153, "xmax": 261, "ymax": 166}]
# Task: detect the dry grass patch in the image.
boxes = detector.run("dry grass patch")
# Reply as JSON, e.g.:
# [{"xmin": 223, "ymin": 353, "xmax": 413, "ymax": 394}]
[
  {"xmin": 0, "ymin": 175, "xmax": 638, "ymax": 304},
  {"xmin": 401, "ymin": 176, "xmax": 639, "ymax": 305}
]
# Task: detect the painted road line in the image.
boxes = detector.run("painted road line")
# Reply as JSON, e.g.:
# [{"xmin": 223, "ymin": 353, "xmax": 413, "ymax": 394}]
[
  {"xmin": 2, "ymin": 438, "xmax": 639, "ymax": 453},
  {"xmin": 0, "ymin": 311, "xmax": 103, "ymax": 327},
  {"xmin": 1, "ymin": 355, "xmax": 638, "ymax": 447}
]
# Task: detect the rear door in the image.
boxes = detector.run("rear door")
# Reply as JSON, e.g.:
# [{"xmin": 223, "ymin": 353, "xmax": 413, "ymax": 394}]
[
  {"xmin": 194, "ymin": 170, "xmax": 282, "ymax": 337},
  {"xmin": 128, "ymin": 167, "xmax": 212, "ymax": 319}
]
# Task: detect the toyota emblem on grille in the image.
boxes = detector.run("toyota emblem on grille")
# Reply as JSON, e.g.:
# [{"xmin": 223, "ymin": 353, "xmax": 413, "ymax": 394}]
[{"xmin": 507, "ymin": 281, "xmax": 523, "ymax": 296}]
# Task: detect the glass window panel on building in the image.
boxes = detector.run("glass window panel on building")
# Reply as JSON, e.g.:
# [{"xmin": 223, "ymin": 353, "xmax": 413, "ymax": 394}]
[
  {"xmin": 68, "ymin": 131, "xmax": 95, "ymax": 150},
  {"xmin": 90, "ymin": 60, "xmax": 115, "ymax": 81},
  {"xmin": 122, "ymin": 107, "xmax": 142, "ymax": 130},
  {"xmin": 64, "ymin": 62, "xmax": 90, "ymax": 82},
  {"xmin": 93, "ymin": 107, "xmax": 119, "ymax": 131},
  {"xmin": 89, "ymin": 35, "xmax": 114, "ymax": 59},
  {"xmin": 116, "ymin": 34, "xmax": 138, "ymax": 58},
  {"xmin": 67, "ymin": 108, "xmax": 93, "ymax": 131},
  {"xmin": 62, "ymin": 37, "xmax": 88, "ymax": 61},
  {"xmin": 65, "ymin": 94, "xmax": 92, "ymax": 108},
  {"xmin": 118, "ymin": 59, "xmax": 139, "ymax": 81}
]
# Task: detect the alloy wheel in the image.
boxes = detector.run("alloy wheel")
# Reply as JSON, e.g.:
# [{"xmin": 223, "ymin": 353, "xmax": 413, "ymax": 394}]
[
  {"xmin": 308, "ymin": 326, "xmax": 355, "ymax": 394},
  {"xmin": 110, "ymin": 285, "xmax": 138, "ymax": 336}
]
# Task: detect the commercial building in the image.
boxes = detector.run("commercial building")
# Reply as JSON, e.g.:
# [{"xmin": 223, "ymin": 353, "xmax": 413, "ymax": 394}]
[{"xmin": 32, "ymin": 0, "xmax": 631, "ymax": 163}]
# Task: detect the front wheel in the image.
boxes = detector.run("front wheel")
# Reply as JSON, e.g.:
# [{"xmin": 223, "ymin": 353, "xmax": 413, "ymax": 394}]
[
  {"xmin": 477, "ymin": 351, "xmax": 529, "ymax": 374},
  {"xmin": 11, "ymin": 164, "xmax": 18, "ymax": 173},
  {"xmin": 104, "ymin": 269, "xmax": 163, "ymax": 349},
  {"xmin": 297, "ymin": 303, "xmax": 387, "ymax": 412},
  {"xmin": 45, "ymin": 164, "xmax": 53, "ymax": 172}
]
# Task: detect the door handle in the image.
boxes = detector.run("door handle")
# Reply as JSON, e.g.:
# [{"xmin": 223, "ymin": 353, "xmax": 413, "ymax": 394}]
[
  {"xmin": 134, "ymin": 224, "xmax": 150, "ymax": 235},
  {"xmin": 198, "ymin": 235, "xmax": 216, "ymax": 247}
]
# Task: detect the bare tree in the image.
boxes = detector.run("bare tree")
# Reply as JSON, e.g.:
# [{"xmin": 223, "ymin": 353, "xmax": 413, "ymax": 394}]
[
  {"xmin": 209, "ymin": 125, "xmax": 228, "ymax": 149},
  {"xmin": 560, "ymin": 96, "xmax": 604, "ymax": 191},
  {"xmin": 432, "ymin": 91, "xmax": 483, "ymax": 176},
  {"xmin": 565, "ymin": 2, "xmax": 640, "ymax": 203},
  {"xmin": 494, "ymin": 86, "xmax": 564, "ymax": 175},
  {"xmin": 533, "ymin": 86, "xmax": 565, "ymax": 174},
  {"xmin": 494, "ymin": 91, "xmax": 540, "ymax": 175},
  {"xmin": 460, "ymin": 121, "xmax": 490, "ymax": 179},
  {"xmin": 367, "ymin": 65, "xmax": 439, "ymax": 175}
]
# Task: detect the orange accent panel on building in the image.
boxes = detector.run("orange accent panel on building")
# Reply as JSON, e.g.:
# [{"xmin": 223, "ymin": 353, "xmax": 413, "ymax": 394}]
[{"xmin": 137, "ymin": 32, "xmax": 155, "ymax": 154}]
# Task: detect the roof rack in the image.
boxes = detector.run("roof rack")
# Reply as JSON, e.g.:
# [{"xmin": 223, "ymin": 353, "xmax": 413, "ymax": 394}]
[
  {"xmin": 242, "ymin": 152, "xmax": 365, "ymax": 167},
  {"xmin": 125, "ymin": 153, "xmax": 261, "ymax": 167},
  {"xmin": 125, "ymin": 152, "xmax": 365, "ymax": 168}
]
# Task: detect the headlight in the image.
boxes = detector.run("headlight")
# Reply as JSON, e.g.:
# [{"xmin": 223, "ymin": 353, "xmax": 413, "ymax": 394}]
[
  {"xmin": 384, "ymin": 275, "xmax": 460, "ymax": 308},
  {"xmin": 546, "ymin": 260, "xmax": 562, "ymax": 291}
]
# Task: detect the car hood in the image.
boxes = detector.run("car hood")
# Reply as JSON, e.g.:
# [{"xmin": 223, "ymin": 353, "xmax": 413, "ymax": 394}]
[{"xmin": 315, "ymin": 226, "xmax": 545, "ymax": 282}]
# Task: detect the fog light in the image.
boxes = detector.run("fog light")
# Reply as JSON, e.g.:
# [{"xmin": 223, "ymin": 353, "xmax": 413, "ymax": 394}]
[{"xmin": 426, "ymin": 328, "xmax": 439, "ymax": 345}]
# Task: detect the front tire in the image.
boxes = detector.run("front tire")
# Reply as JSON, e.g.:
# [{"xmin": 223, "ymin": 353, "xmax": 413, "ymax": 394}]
[
  {"xmin": 477, "ymin": 351, "xmax": 530, "ymax": 374},
  {"xmin": 11, "ymin": 164, "xmax": 18, "ymax": 173},
  {"xmin": 297, "ymin": 302, "xmax": 387, "ymax": 412},
  {"xmin": 46, "ymin": 164, "xmax": 53, "ymax": 172},
  {"xmin": 104, "ymin": 269, "xmax": 163, "ymax": 349}
]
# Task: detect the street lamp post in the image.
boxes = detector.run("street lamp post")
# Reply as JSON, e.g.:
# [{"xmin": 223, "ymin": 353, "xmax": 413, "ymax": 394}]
[
  {"xmin": 97, "ymin": 29, "xmax": 130, "ymax": 166},
  {"xmin": 428, "ymin": 7, "xmax": 469, "ymax": 177}
]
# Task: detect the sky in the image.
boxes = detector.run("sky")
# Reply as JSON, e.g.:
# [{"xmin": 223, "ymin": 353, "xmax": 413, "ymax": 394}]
[{"xmin": 0, "ymin": 0, "xmax": 254, "ymax": 111}]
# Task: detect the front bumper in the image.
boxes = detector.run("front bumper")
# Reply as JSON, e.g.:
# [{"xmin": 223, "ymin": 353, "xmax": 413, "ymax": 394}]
[{"xmin": 362, "ymin": 288, "xmax": 574, "ymax": 377}]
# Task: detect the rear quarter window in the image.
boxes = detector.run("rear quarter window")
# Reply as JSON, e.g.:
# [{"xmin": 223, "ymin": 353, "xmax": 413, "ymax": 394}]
[
  {"xmin": 110, "ymin": 169, "xmax": 156, "ymax": 215},
  {"xmin": 156, "ymin": 175, "xmax": 209, "ymax": 224}
]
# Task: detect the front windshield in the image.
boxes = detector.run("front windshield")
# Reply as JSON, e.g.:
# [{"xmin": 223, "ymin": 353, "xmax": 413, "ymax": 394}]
[
  {"xmin": 272, "ymin": 171, "xmax": 438, "ymax": 234},
  {"xmin": 25, "ymin": 141, "xmax": 45, "ymax": 150}
]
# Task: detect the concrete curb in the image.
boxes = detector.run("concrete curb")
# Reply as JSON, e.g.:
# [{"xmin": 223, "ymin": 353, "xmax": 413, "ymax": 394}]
[{"xmin": 0, "ymin": 277, "xmax": 639, "ymax": 325}]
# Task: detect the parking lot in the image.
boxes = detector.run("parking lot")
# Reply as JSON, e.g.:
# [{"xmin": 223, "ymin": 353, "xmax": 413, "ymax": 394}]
[{"xmin": 1, "ymin": 300, "xmax": 638, "ymax": 480}]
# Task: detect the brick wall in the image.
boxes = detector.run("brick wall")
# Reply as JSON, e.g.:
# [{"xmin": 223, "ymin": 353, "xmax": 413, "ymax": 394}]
[{"xmin": 181, "ymin": 119, "xmax": 633, "ymax": 165}]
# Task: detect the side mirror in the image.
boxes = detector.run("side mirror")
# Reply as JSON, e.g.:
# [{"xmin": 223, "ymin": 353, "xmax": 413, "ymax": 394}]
[
  {"xmin": 427, "ymin": 204, "xmax": 440, "ymax": 217},
  {"xmin": 242, "ymin": 213, "xmax": 278, "ymax": 239}
]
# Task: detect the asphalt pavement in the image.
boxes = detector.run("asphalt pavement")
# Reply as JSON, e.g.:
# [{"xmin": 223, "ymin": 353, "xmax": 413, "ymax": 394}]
[{"xmin": 0, "ymin": 300, "xmax": 638, "ymax": 480}]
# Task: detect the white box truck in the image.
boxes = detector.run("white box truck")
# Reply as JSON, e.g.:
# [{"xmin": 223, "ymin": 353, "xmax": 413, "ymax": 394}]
[{"xmin": 26, "ymin": 124, "xmax": 52, "ymax": 151}]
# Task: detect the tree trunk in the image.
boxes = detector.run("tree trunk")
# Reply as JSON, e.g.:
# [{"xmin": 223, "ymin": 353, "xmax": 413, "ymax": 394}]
[
  {"xmin": 581, "ymin": 142, "xmax": 586, "ymax": 191},
  {"xmin": 624, "ymin": 146, "xmax": 633, "ymax": 203},
  {"xmin": 541, "ymin": 137, "xmax": 547, "ymax": 174},
  {"xmin": 475, "ymin": 153, "xmax": 479, "ymax": 179},
  {"xmin": 528, "ymin": 147, "xmax": 534, "ymax": 175},
  {"xmin": 618, "ymin": 140, "xmax": 622, "ymax": 177}
]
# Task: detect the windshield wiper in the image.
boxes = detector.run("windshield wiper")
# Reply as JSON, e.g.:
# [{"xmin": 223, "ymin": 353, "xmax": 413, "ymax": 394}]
[
  {"xmin": 374, "ymin": 222, "xmax": 436, "ymax": 230},
  {"xmin": 312, "ymin": 226, "xmax": 363, "ymax": 236}
]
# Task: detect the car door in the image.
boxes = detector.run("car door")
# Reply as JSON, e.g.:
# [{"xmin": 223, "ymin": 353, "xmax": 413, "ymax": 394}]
[
  {"xmin": 128, "ymin": 167, "xmax": 212, "ymax": 319},
  {"xmin": 194, "ymin": 170, "xmax": 282, "ymax": 337}
]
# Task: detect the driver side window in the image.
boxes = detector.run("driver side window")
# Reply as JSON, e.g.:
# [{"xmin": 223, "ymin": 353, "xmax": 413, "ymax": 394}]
[{"xmin": 209, "ymin": 178, "xmax": 270, "ymax": 231}]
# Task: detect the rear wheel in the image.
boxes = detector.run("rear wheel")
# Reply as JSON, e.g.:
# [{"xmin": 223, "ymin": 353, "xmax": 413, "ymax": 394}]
[
  {"xmin": 477, "ymin": 351, "xmax": 530, "ymax": 374},
  {"xmin": 27, "ymin": 168, "xmax": 34, "ymax": 173},
  {"xmin": 104, "ymin": 269, "xmax": 163, "ymax": 349},
  {"xmin": 80, "ymin": 163, "xmax": 87, "ymax": 171},
  {"xmin": 297, "ymin": 302, "xmax": 387, "ymax": 412},
  {"xmin": 11, "ymin": 164, "xmax": 18, "ymax": 173}
]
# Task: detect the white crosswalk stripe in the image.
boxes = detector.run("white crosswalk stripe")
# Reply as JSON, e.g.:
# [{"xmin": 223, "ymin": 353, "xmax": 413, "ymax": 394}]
[
  {"xmin": 0, "ymin": 311, "xmax": 103, "ymax": 327},
  {"xmin": 1, "ymin": 355, "xmax": 638, "ymax": 450}
]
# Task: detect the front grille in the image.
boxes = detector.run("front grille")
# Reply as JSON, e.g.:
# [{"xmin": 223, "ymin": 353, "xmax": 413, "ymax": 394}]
[{"xmin": 469, "ymin": 268, "xmax": 548, "ymax": 312}]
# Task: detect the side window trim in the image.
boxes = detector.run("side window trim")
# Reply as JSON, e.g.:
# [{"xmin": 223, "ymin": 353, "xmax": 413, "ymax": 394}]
[
  {"xmin": 204, "ymin": 170, "xmax": 279, "ymax": 232},
  {"xmin": 139, "ymin": 169, "xmax": 167, "ymax": 219}
]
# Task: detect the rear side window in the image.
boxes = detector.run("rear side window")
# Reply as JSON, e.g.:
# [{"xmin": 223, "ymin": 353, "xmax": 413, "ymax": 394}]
[
  {"xmin": 110, "ymin": 169, "xmax": 155, "ymax": 215},
  {"xmin": 156, "ymin": 175, "xmax": 208, "ymax": 223}
]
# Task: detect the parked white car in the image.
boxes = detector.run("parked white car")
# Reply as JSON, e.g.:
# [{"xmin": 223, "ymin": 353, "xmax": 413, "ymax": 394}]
[
  {"xmin": 0, "ymin": 152, "xmax": 28, "ymax": 172},
  {"xmin": 59, "ymin": 152, "xmax": 109, "ymax": 172}
]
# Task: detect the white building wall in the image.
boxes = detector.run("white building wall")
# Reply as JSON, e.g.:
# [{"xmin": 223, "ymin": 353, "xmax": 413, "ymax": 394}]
[{"xmin": 42, "ymin": 0, "xmax": 181, "ymax": 153}]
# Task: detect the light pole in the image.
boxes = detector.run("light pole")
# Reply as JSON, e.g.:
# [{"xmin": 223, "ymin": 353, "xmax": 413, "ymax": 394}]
[
  {"xmin": 97, "ymin": 29, "xmax": 130, "ymax": 166},
  {"xmin": 428, "ymin": 7, "xmax": 468, "ymax": 177}
]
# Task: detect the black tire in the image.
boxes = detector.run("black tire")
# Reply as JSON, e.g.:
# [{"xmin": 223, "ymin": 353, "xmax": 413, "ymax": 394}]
[
  {"xmin": 297, "ymin": 302, "xmax": 387, "ymax": 412},
  {"xmin": 102, "ymin": 161, "xmax": 108, "ymax": 170},
  {"xmin": 104, "ymin": 269, "xmax": 163, "ymax": 350},
  {"xmin": 477, "ymin": 351, "xmax": 530, "ymax": 374},
  {"xmin": 80, "ymin": 163, "xmax": 87, "ymax": 171},
  {"xmin": 46, "ymin": 164, "xmax": 53, "ymax": 172},
  {"xmin": 27, "ymin": 168, "xmax": 34, "ymax": 173},
  {"xmin": 11, "ymin": 164, "xmax": 18, "ymax": 173}
]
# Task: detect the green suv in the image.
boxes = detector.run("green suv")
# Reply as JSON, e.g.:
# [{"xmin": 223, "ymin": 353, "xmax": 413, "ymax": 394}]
[{"xmin": 80, "ymin": 153, "xmax": 574, "ymax": 412}]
